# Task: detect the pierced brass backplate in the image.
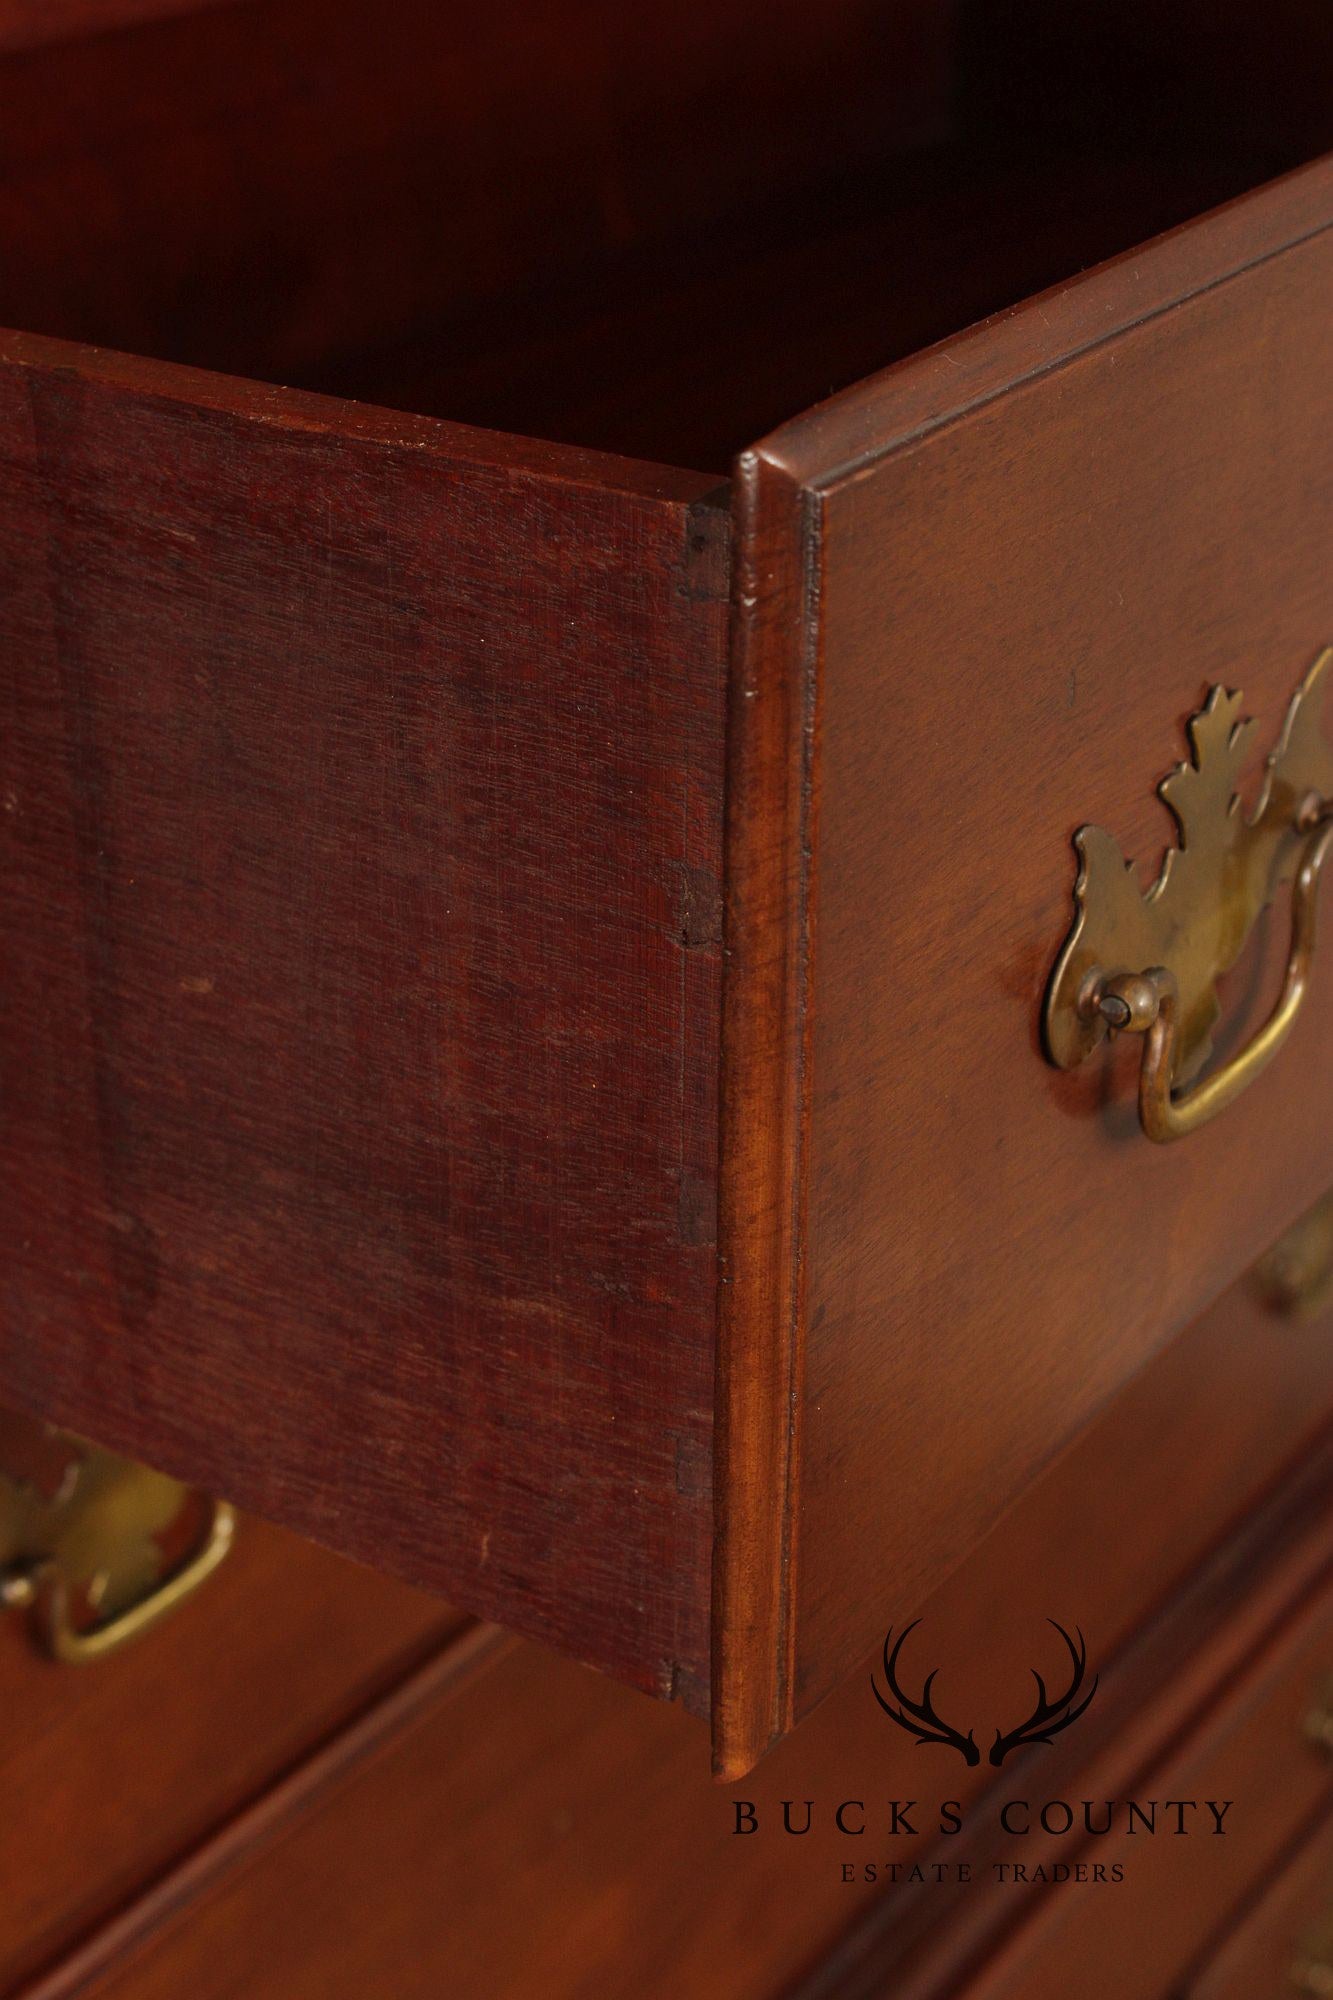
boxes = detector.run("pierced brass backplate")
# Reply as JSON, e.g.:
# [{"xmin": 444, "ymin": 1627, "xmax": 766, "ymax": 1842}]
[
  {"xmin": 1044, "ymin": 648, "xmax": 1333, "ymax": 1141},
  {"xmin": 0, "ymin": 1417, "xmax": 234, "ymax": 1662}
]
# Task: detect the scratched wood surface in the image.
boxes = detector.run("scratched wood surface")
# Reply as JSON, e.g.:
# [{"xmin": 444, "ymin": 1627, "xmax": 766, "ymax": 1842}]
[
  {"xmin": 0, "ymin": 332, "xmax": 729, "ymax": 1707},
  {"xmin": 717, "ymin": 158, "xmax": 1333, "ymax": 1773}
]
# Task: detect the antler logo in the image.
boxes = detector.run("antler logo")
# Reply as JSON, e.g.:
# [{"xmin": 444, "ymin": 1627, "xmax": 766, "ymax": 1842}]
[
  {"xmin": 872, "ymin": 1619, "xmax": 1097, "ymax": 1766},
  {"xmin": 871, "ymin": 1621, "xmax": 979, "ymax": 1765},
  {"xmin": 990, "ymin": 1621, "xmax": 1098, "ymax": 1765}
]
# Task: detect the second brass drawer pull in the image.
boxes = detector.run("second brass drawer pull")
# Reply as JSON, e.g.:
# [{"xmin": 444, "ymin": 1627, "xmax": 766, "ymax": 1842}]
[
  {"xmin": 1255, "ymin": 1191, "xmax": 1333, "ymax": 1321},
  {"xmin": 0, "ymin": 1425, "xmax": 234, "ymax": 1663},
  {"xmin": 1045, "ymin": 648, "xmax": 1333, "ymax": 1142},
  {"xmin": 1304, "ymin": 1679, "xmax": 1333, "ymax": 1757}
]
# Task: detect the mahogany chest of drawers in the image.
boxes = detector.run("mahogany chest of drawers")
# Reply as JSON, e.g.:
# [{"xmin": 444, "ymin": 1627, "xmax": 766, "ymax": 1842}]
[{"xmin": 1, "ymin": 1, "xmax": 1332, "ymax": 1993}]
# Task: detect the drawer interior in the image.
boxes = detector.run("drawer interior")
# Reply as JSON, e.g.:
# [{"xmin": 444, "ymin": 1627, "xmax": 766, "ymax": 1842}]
[{"xmin": 0, "ymin": 0, "xmax": 1328, "ymax": 473}]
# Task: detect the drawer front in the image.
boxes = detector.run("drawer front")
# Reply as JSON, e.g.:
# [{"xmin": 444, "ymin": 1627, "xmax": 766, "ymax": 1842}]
[
  {"xmin": 956, "ymin": 1562, "xmax": 1333, "ymax": 2000},
  {"xmin": 0, "ymin": 1408, "xmax": 455, "ymax": 1994},
  {"xmin": 717, "ymin": 156, "xmax": 1333, "ymax": 1771},
  {"xmin": 944, "ymin": 1560, "xmax": 1333, "ymax": 2000},
  {"xmin": 1188, "ymin": 1812, "xmax": 1333, "ymax": 1999},
  {"xmin": 0, "ymin": 331, "xmax": 729, "ymax": 1709}
]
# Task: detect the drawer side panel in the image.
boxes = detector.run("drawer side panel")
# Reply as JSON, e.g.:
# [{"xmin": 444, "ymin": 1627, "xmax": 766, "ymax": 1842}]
[{"xmin": 0, "ymin": 335, "xmax": 729, "ymax": 1704}]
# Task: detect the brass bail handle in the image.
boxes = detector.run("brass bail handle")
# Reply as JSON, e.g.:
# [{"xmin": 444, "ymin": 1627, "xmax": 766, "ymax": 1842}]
[
  {"xmin": 1095, "ymin": 807, "xmax": 1333, "ymax": 1144},
  {"xmin": 0, "ymin": 1425, "xmax": 236, "ymax": 1664},
  {"xmin": 0, "ymin": 1499, "xmax": 236, "ymax": 1663},
  {"xmin": 1043, "ymin": 648, "xmax": 1333, "ymax": 1142}
]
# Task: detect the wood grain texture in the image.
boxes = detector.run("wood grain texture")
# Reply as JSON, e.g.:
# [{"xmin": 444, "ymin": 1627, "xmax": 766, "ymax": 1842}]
[
  {"xmin": 710, "ymin": 452, "xmax": 812, "ymax": 1774},
  {"xmin": 0, "ymin": 331, "xmax": 729, "ymax": 1707},
  {"xmin": 720, "ymin": 157, "xmax": 1333, "ymax": 1764},
  {"xmin": 0, "ymin": 0, "xmax": 231, "ymax": 55},
  {"xmin": 4, "ymin": 6, "xmax": 1332, "ymax": 1772},
  {"xmin": 7, "ymin": 1, "xmax": 1300, "ymax": 474},
  {"xmin": 0, "ymin": 1487, "xmax": 458, "ymax": 1996},
  {"xmin": 810, "ymin": 1498, "xmax": 1333, "ymax": 2000},
  {"xmin": 789, "ymin": 1295, "xmax": 1333, "ymax": 2000},
  {"xmin": 0, "ymin": 0, "xmax": 954, "ymax": 426},
  {"xmin": 951, "ymin": 1567, "xmax": 1333, "ymax": 2000},
  {"xmin": 1186, "ymin": 1810, "xmax": 1333, "ymax": 1998},
  {"xmin": 14, "ymin": 1620, "xmax": 511, "ymax": 2000},
  {"xmin": 28, "ymin": 1266, "xmax": 1333, "ymax": 2000},
  {"xmin": 295, "ymin": 149, "xmax": 1282, "ymax": 474}
]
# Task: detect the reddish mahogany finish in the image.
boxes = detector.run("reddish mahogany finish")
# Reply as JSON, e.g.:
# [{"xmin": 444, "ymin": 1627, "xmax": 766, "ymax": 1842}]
[
  {"xmin": 719, "ymin": 158, "xmax": 1333, "ymax": 1773},
  {"xmin": 0, "ymin": 0, "xmax": 230, "ymax": 52},
  {"xmin": 0, "ymin": 1483, "xmax": 457, "ymax": 1995},
  {"xmin": 0, "ymin": 334, "xmax": 728, "ymax": 1707},
  {"xmin": 17, "ymin": 1265, "xmax": 1333, "ymax": 2000},
  {"xmin": 0, "ymin": 0, "xmax": 1331, "ymax": 1790},
  {"xmin": 1186, "ymin": 1814, "xmax": 1333, "ymax": 1998}
]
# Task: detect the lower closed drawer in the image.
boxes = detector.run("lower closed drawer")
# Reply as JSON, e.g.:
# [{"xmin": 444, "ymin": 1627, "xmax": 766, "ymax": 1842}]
[
  {"xmin": 0, "ymin": 1427, "xmax": 457, "ymax": 1998},
  {"xmin": 1188, "ymin": 1811, "xmax": 1333, "ymax": 1999},
  {"xmin": 32, "ymin": 1241, "xmax": 1333, "ymax": 2000},
  {"xmin": 959, "ymin": 1567, "xmax": 1333, "ymax": 2000}
]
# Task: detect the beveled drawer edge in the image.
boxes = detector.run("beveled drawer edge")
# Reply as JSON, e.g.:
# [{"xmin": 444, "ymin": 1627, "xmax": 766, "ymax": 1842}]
[
  {"xmin": 0, "ymin": 324, "xmax": 722, "ymax": 505},
  {"xmin": 711, "ymin": 447, "xmax": 816, "ymax": 1781},
  {"xmin": 761, "ymin": 152, "xmax": 1333, "ymax": 495}
]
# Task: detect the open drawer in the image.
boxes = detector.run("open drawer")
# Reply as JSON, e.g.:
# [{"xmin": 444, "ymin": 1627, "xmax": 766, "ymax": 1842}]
[{"xmin": 1, "ymin": 1, "xmax": 1331, "ymax": 1776}]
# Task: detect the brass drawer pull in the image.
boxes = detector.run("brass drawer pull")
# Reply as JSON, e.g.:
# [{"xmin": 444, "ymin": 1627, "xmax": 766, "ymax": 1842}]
[
  {"xmin": 1304, "ymin": 1682, "xmax": 1333, "ymax": 1758},
  {"xmin": 1254, "ymin": 1191, "xmax": 1333, "ymax": 1321},
  {"xmin": 1290, "ymin": 1686, "xmax": 1333, "ymax": 1992},
  {"xmin": 1045, "ymin": 649, "xmax": 1333, "ymax": 1142},
  {"xmin": 0, "ymin": 1426, "xmax": 234, "ymax": 1662},
  {"xmin": 1098, "ymin": 813, "xmax": 1332, "ymax": 1142}
]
